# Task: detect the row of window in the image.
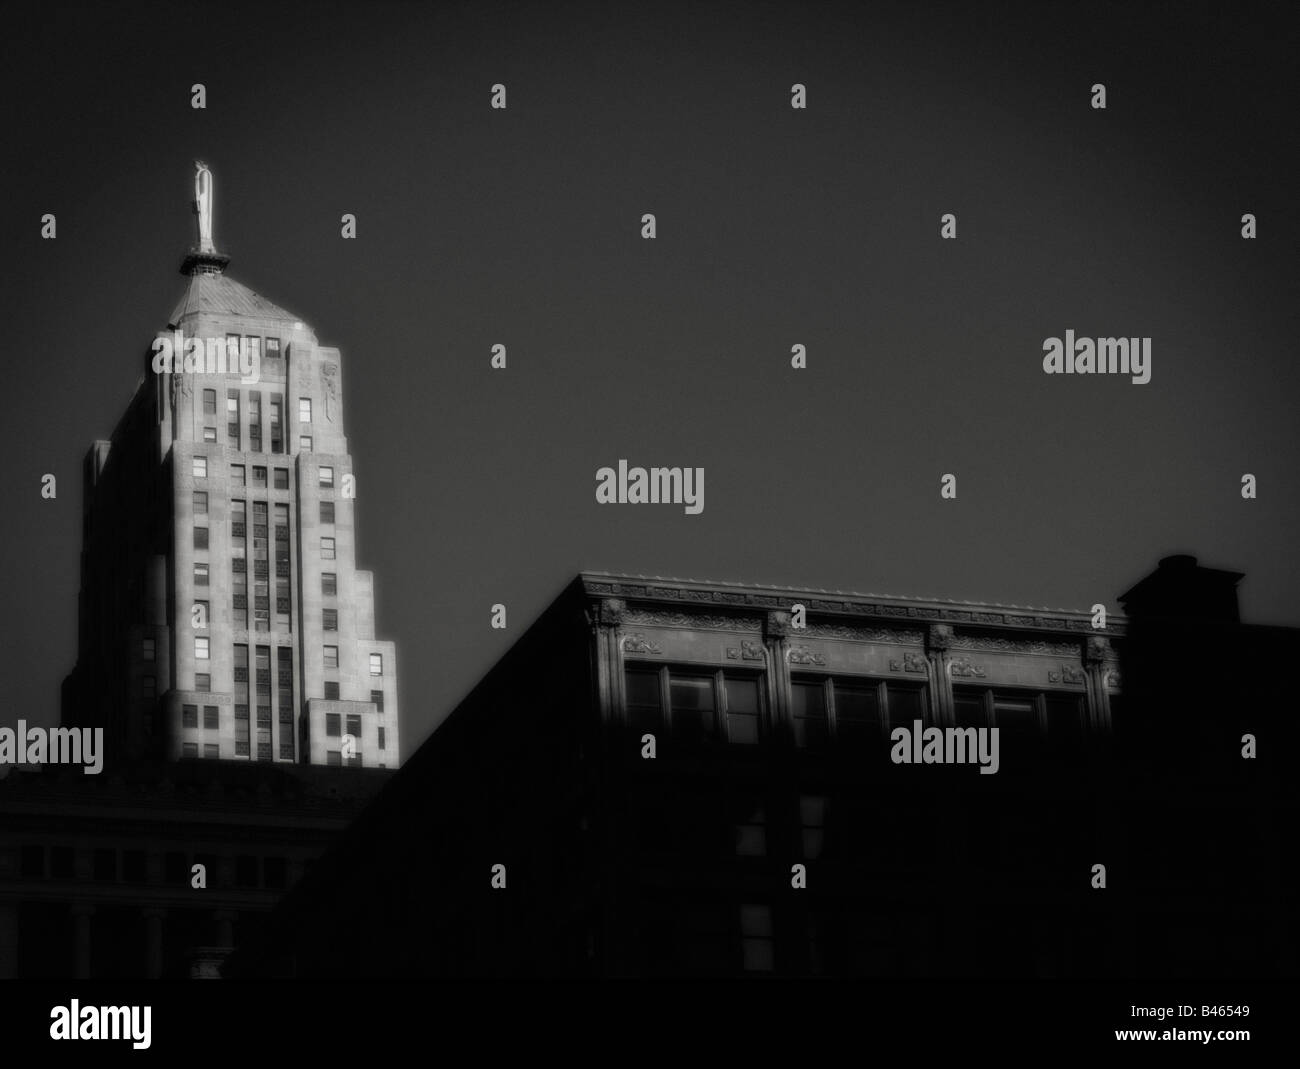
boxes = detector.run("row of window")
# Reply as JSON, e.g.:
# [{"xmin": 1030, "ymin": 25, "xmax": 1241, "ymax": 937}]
[
  {"xmin": 191, "ymin": 457, "xmax": 336, "ymax": 486},
  {"xmin": 19, "ymin": 843, "xmax": 291, "ymax": 890},
  {"xmin": 625, "ymin": 668, "xmax": 1085, "ymax": 746}
]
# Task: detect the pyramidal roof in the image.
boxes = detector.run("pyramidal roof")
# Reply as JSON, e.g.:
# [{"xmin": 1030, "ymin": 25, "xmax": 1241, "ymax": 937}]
[{"xmin": 168, "ymin": 269, "xmax": 302, "ymax": 330}]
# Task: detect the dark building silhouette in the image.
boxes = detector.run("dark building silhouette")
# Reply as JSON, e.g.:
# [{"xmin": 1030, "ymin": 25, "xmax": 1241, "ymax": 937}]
[{"xmin": 226, "ymin": 557, "xmax": 1297, "ymax": 979}]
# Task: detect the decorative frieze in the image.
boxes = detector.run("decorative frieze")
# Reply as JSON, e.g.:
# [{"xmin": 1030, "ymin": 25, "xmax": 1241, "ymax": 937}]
[
  {"xmin": 787, "ymin": 645, "xmax": 827, "ymax": 666},
  {"xmin": 889, "ymin": 652, "xmax": 929, "ymax": 674},
  {"xmin": 1048, "ymin": 664, "xmax": 1087, "ymax": 685},
  {"xmin": 622, "ymin": 633, "xmax": 663, "ymax": 655},
  {"xmin": 726, "ymin": 640, "xmax": 766, "ymax": 662}
]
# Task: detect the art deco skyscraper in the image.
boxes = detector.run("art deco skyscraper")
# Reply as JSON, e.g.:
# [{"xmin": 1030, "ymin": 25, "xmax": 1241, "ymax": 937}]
[{"xmin": 62, "ymin": 165, "xmax": 400, "ymax": 769}]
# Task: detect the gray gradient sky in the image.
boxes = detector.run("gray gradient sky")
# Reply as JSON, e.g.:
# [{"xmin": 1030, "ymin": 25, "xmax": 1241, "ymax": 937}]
[{"xmin": 2, "ymin": 0, "xmax": 1297, "ymax": 758}]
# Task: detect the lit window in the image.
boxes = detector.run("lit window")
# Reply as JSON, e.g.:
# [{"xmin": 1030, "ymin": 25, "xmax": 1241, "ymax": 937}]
[
  {"xmin": 195, "ymin": 636, "xmax": 210, "ymax": 660},
  {"xmin": 253, "ymin": 466, "xmax": 267, "ymax": 488},
  {"xmin": 324, "ymin": 646, "xmax": 339, "ymax": 670},
  {"xmin": 192, "ymin": 456, "xmax": 207, "ymax": 478},
  {"xmin": 319, "ymin": 466, "xmax": 334, "ymax": 488},
  {"xmin": 369, "ymin": 653, "xmax": 383, "ymax": 676},
  {"xmin": 203, "ymin": 427, "xmax": 217, "ymax": 442},
  {"xmin": 299, "ymin": 398, "xmax": 312, "ymax": 423},
  {"xmin": 321, "ymin": 537, "xmax": 335, "ymax": 560},
  {"xmin": 299, "ymin": 435, "xmax": 312, "ymax": 451},
  {"xmin": 231, "ymin": 464, "xmax": 245, "ymax": 486}
]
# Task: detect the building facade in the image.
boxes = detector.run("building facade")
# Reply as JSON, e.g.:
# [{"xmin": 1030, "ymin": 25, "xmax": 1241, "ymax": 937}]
[
  {"xmin": 60, "ymin": 165, "xmax": 399, "ymax": 769},
  {"xmin": 228, "ymin": 558, "xmax": 1299, "ymax": 978}
]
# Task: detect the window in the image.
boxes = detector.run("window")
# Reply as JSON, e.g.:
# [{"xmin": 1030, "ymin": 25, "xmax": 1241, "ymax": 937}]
[
  {"xmin": 203, "ymin": 388, "xmax": 216, "ymax": 415},
  {"xmin": 378, "ymin": 726, "xmax": 386, "ymax": 750},
  {"xmin": 183, "ymin": 704, "xmax": 198, "ymax": 728},
  {"xmin": 266, "ymin": 337, "xmax": 281, "ymax": 359},
  {"xmin": 195, "ymin": 636, "xmax": 209, "ymax": 659},
  {"xmin": 346, "ymin": 714, "xmax": 361, "ymax": 738},
  {"xmin": 204, "ymin": 706, "xmax": 219, "ymax": 729},
  {"xmin": 299, "ymin": 435, "xmax": 312, "ymax": 451},
  {"xmin": 800, "ymin": 796, "xmax": 826, "ymax": 859},
  {"xmin": 320, "ymin": 501, "xmax": 335, "ymax": 524},
  {"xmin": 204, "ymin": 743, "xmax": 220, "ymax": 759},
  {"xmin": 234, "ymin": 644, "xmax": 248, "ymax": 679},
  {"xmin": 321, "ymin": 537, "xmax": 336, "ymax": 560},
  {"xmin": 193, "ymin": 526, "xmax": 209, "ymax": 550},
  {"xmin": 273, "ymin": 468, "xmax": 289, "ymax": 489},
  {"xmin": 369, "ymin": 653, "xmax": 383, "ymax": 676},
  {"xmin": 370, "ymin": 688, "xmax": 383, "ymax": 712},
  {"xmin": 724, "ymin": 677, "xmax": 761, "ymax": 744},
  {"xmin": 231, "ymin": 464, "xmax": 245, "ymax": 486},
  {"xmin": 625, "ymin": 668, "xmax": 661, "ymax": 733},
  {"xmin": 319, "ymin": 466, "xmax": 334, "ymax": 488},
  {"xmin": 252, "ymin": 466, "xmax": 267, "ymax": 488},
  {"xmin": 324, "ymin": 646, "xmax": 339, "ymax": 669},
  {"xmin": 326, "ymin": 713, "xmax": 341, "ymax": 736},
  {"xmin": 195, "ymin": 673, "xmax": 210, "ymax": 692},
  {"xmin": 192, "ymin": 456, "xmax": 207, "ymax": 478},
  {"xmin": 299, "ymin": 398, "xmax": 312, "ymax": 423},
  {"xmin": 734, "ymin": 803, "xmax": 766, "ymax": 857},
  {"xmin": 203, "ymin": 427, "xmax": 217, "ymax": 442},
  {"xmin": 670, "ymin": 676, "xmax": 717, "ymax": 743},
  {"xmin": 740, "ymin": 905, "xmax": 775, "ymax": 972},
  {"xmin": 346, "ymin": 752, "xmax": 363, "ymax": 768},
  {"xmin": 279, "ymin": 737, "xmax": 295, "ymax": 760},
  {"xmin": 323, "ymin": 608, "xmax": 338, "ymax": 631},
  {"xmin": 142, "ymin": 676, "xmax": 156, "ymax": 700},
  {"xmin": 193, "ymin": 490, "xmax": 208, "ymax": 515},
  {"xmin": 791, "ymin": 677, "xmax": 921, "ymax": 748},
  {"xmin": 142, "ymin": 637, "xmax": 155, "ymax": 661},
  {"xmin": 194, "ymin": 562, "xmax": 209, "ymax": 586},
  {"xmin": 322, "ymin": 573, "xmax": 337, "ymax": 596},
  {"xmin": 324, "ymin": 681, "xmax": 339, "ymax": 700},
  {"xmin": 326, "ymin": 750, "xmax": 341, "ymax": 766}
]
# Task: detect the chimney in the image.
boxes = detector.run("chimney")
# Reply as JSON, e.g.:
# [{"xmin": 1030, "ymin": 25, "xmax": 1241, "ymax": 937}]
[{"xmin": 1118, "ymin": 554, "xmax": 1243, "ymax": 623}]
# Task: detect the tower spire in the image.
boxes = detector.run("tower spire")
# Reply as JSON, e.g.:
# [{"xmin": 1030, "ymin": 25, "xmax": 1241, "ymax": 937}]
[{"xmin": 180, "ymin": 160, "xmax": 231, "ymax": 276}]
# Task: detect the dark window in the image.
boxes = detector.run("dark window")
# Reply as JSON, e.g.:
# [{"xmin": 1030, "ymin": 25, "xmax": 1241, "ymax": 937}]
[
  {"xmin": 724, "ymin": 676, "xmax": 762, "ymax": 744},
  {"xmin": 204, "ymin": 743, "xmax": 219, "ymax": 760},
  {"xmin": 263, "ymin": 857, "xmax": 288, "ymax": 889},
  {"xmin": 203, "ymin": 388, "xmax": 216, "ymax": 415},
  {"xmin": 324, "ymin": 681, "xmax": 340, "ymax": 700},
  {"xmin": 326, "ymin": 751, "xmax": 341, "ymax": 766},
  {"xmin": 320, "ymin": 501, "xmax": 335, "ymax": 524},
  {"xmin": 835, "ymin": 682, "xmax": 882, "ymax": 748},
  {"xmin": 195, "ymin": 673, "xmax": 211, "ymax": 692},
  {"xmin": 193, "ymin": 490, "xmax": 208, "ymax": 514},
  {"xmin": 323, "ymin": 608, "xmax": 338, "ymax": 631},
  {"xmin": 669, "ymin": 675, "xmax": 717, "ymax": 744},
  {"xmin": 203, "ymin": 706, "xmax": 219, "ymax": 730},
  {"xmin": 378, "ymin": 727, "xmax": 386, "ymax": 750},
  {"xmin": 123, "ymin": 850, "xmax": 147, "ymax": 882},
  {"xmin": 322, "ymin": 573, "xmax": 337, "ymax": 596},
  {"xmin": 326, "ymin": 713, "xmax": 341, "ymax": 736},
  {"xmin": 194, "ymin": 526, "xmax": 209, "ymax": 550},
  {"xmin": 791, "ymin": 680, "xmax": 829, "ymax": 749},
  {"xmin": 20, "ymin": 845, "xmax": 44, "ymax": 878},
  {"xmin": 273, "ymin": 468, "xmax": 289, "ymax": 489},
  {"xmin": 370, "ymin": 688, "xmax": 383, "ymax": 712},
  {"xmin": 183, "ymin": 705, "xmax": 198, "ymax": 728},
  {"xmin": 182, "ymin": 742, "xmax": 198, "ymax": 759},
  {"xmin": 345, "ymin": 714, "xmax": 361, "ymax": 738},
  {"xmin": 51, "ymin": 847, "xmax": 74, "ymax": 879},
  {"xmin": 194, "ymin": 562, "xmax": 209, "ymax": 586},
  {"xmin": 142, "ymin": 637, "xmax": 156, "ymax": 661}
]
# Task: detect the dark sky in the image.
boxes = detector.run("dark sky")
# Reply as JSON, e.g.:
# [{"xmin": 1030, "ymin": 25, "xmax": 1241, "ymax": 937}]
[{"xmin": 2, "ymin": 0, "xmax": 1297, "ymax": 758}]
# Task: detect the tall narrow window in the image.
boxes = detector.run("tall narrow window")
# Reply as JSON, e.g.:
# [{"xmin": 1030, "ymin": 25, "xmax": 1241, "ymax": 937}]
[
  {"xmin": 324, "ymin": 646, "xmax": 339, "ymax": 670},
  {"xmin": 299, "ymin": 398, "xmax": 312, "ymax": 423},
  {"xmin": 193, "ymin": 490, "xmax": 208, "ymax": 515},
  {"xmin": 192, "ymin": 457, "xmax": 207, "ymax": 478},
  {"xmin": 319, "ymin": 466, "xmax": 334, "ymax": 488},
  {"xmin": 369, "ymin": 653, "xmax": 383, "ymax": 676},
  {"xmin": 321, "ymin": 537, "xmax": 336, "ymax": 560},
  {"xmin": 323, "ymin": 608, "xmax": 338, "ymax": 631},
  {"xmin": 202, "ymin": 389, "xmax": 216, "ymax": 415},
  {"xmin": 195, "ymin": 637, "xmax": 210, "ymax": 659},
  {"xmin": 320, "ymin": 501, "xmax": 335, "ymax": 524},
  {"xmin": 322, "ymin": 572, "xmax": 337, "ymax": 596}
]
